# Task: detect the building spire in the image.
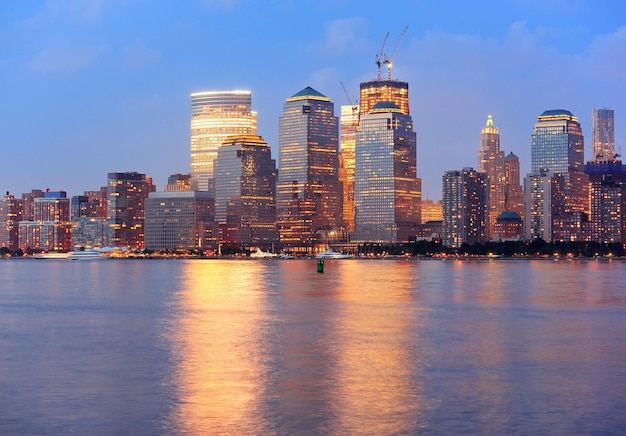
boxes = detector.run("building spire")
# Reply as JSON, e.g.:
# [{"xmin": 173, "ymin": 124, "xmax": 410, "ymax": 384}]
[{"xmin": 486, "ymin": 114, "xmax": 494, "ymax": 128}]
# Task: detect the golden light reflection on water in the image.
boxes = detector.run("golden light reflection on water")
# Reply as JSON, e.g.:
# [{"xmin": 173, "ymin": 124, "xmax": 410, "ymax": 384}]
[
  {"xmin": 326, "ymin": 260, "xmax": 428, "ymax": 434},
  {"xmin": 165, "ymin": 260, "xmax": 271, "ymax": 433}
]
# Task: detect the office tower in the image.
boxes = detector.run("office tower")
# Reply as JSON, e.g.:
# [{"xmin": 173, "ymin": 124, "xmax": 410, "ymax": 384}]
[
  {"xmin": 477, "ymin": 114, "xmax": 505, "ymax": 238},
  {"xmin": 190, "ymin": 90, "xmax": 257, "ymax": 192},
  {"xmin": 359, "ymin": 79, "xmax": 409, "ymax": 116},
  {"xmin": 144, "ymin": 191, "xmax": 215, "ymax": 250},
  {"xmin": 0, "ymin": 192, "xmax": 24, "ymax": 251},
  {"xmin": 107, "ymin": 172, "xmax": 155, "ymax": 249},
  {"xmin": 19, "ymin": 190, "xmax": 72, "ymax": 251},
  {"xmin": 214, "ymin": 134, "xmax": 278, "ymax": 248},
  {"xmin": 339, "ymin": 104, "xmax": 359, "ymax": 232},
  {"xmin": 524, "ymin": 171, "xmax": 565, "ymax": 241},
  {"xmin": 584, "ymin": 160, "xmax": 626, "ymax": 244},
  {"xmin": 442, "ymin": 168, "xmax": 488, "ymax": 248},
  {"xmin": 531, "ymin": 109, "xmax": 587, "ymax": 213},
  {"xmin": 504, "ymin": 152, "xmax": 525, "ymax": 218},
  {"xmin": 276, "ymin": 87, "xmax": 342, "ymax": 249},
  {"xmin": 354, "ymin": 101, "xmax": 421, "ymax": 243},
  {"xmin": 592, "ymin": 108, "xmax": 615, "ymax": 161}
]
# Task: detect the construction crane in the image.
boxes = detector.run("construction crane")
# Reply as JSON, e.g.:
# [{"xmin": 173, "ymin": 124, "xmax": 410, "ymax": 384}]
[
  {"xmin": 375, "ymin": 32, "xmax": 389, "ymax": 80},
  {"xmin": 383, "ymin": 25, "xmax": 408, "ymax": 80},
  {"xmin": 340, "ymin": 81, "xmax": 360, "ymax": 121}
]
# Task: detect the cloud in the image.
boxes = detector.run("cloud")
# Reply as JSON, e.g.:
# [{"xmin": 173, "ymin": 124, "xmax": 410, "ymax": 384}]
[
  {"xmin": 28, "ymin": 40, "xmax": 109, "ymax": 73},
  {"xmin": 122, "ymin": 38, "xmax": 161, "ymax": 69},
  {"xmin": 309, "ymin": 17, "xmax": 369, "ymax": 56}
]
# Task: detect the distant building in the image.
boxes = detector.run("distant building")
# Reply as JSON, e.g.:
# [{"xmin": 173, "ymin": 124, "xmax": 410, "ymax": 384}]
[
  {"xmin": 19, "ymin": 190, "xmax": 72, "ymax": 251},
  {"xmin": 421, "ymin": 199, "xmax": 443, "ymax": 223},
  {"xmin": 214, "ymin": 134, "xmax": 278, "ymax": 249},
  {"xmin": 0, "ymin": 192, "xmax": 24, "ymax": 251},
  {"xmin": 359, "ymin": 79, "xmax": 409, "ymax": 117},
  {"xmin": 531, "ymin": 109, "xmax": 588, "ymax": 214},
  {"xmin": 504, "ymin": 152, "xmax": 525, "ymax": 219},
  {"xmin": 354, "ymin": 101, "xmax": 421, "ymax": 244},
  {"xmin": 107, "ymin": 172, "xmax": 155, "ymax": 249},
  {"xmin": 164, "ymin": 174, "xmax": 192, "ymax": 192},
  {"xmin": 339, "ymin": 104, "xmax": 359, "ymax": 233},
  {"xmin": 584, "ymin": 160, "xmax": 626, "ymax": 244},
  {"xmin": 190, "ymin": 91, "xmax": 257, "ymax": 192},
  {"xmin": 276, "ymin": 86, "xmax": 343, "ymax": 249},
  {"xmin": 21, "ymin": 189, "xmax": 44, "ymax": 221},
  {"xmin": 144, "ymin": 191, "xmax": 216, "ymax": 250},
  {"xmin": 493, "ymin": 211, "xmax": 523, "ymax": 241},
  {"xmin": 442, "ymin": 168, "xmax": 488, "ymax": 248},
  {"xmin": 524, "ymin": 171, "xmax": 565, "ymax": 241},
  {"xmin": 477, "ymin": 114, "xmax": 505, "ymax": 238},
  {"xmin": 592, "ymin": 108, "xmax": 615, "ymax": 161}
]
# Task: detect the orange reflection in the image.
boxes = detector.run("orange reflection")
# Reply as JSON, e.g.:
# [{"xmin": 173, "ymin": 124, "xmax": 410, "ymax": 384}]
[
  {"xmin": 328, "ymin": 260, "xmax": 427, "ymax": 434},
  {"xmin": 166, "ymin": 260, "xmax": 269, "ymax": 433}
]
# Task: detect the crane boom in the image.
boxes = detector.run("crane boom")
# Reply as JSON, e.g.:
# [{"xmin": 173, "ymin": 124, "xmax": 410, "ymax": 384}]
[
  {"xmin": 375, "ymin": 32, "xmax": 389, "ymax": 80},
  {"xmin": 384, "ymin": 25, "xmax": 409, "ymax": 80}
]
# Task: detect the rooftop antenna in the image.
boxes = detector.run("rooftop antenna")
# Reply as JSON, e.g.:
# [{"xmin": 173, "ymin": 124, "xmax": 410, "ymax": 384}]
[{"xmin": 383, "ymin": 25, "xmax": 408, "ymax": 80}]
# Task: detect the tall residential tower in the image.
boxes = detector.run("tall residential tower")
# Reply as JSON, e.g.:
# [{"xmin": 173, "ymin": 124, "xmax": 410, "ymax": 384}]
[{"xmin": 592, "ymin": 108, "xmax": 615, "ymax": 161}]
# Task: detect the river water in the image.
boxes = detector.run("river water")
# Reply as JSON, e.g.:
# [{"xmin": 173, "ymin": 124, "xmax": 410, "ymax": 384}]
[{"xmin": 1, "ymin": 258, "xmax": 625, "ymax": 434}]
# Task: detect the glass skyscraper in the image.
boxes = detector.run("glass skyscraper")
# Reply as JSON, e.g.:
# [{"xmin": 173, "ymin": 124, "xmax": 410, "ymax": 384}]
[
  {"xmin": 354, "ymin": 101, "xmax": 421, "ymax": 244},
  {"xmin": 190, "ymin": 91, "xmax": 257, "ymax": 192},
  {"xmin": 276, "ymin": 87, "xmax": 342, "ymax": 249},
  {"xmin": 531, "ymin": 109, "xmax": 587, "ymax": 213},
  {"xmin": 214, "ymin": 134, "xmax": 278, "ymax": 249},
  {"xmin": 339, "ymin": 104, "xmax": 359, "ymax": 232},
  {"xmin": 592, "ymin": 108, "xmax": 615, "ymax": 161}
]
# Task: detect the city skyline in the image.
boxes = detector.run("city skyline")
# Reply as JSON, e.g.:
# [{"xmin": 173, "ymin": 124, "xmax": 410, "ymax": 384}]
[{"xmin": 1, "ymin": 1, "xmax": 625, "ymax": 200}]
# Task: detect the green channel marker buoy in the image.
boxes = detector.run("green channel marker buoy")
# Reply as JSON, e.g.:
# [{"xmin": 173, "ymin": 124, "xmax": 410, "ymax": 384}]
[{"xmin": 317, "ymin": 259, "xmax": 324, "ymax": 273}]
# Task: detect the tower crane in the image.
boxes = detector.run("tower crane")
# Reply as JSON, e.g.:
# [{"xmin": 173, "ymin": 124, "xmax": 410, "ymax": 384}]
[
  {"xmin": 375, "ymin": 32, "xmax": 389, "ymax": 80},
  {"xmin": 340, "ymin": 81, "xmax": 360, "ymax": 119},
  {"xmin": 383, "ymin": 25, "xmax": 408, "ymax": 80}
]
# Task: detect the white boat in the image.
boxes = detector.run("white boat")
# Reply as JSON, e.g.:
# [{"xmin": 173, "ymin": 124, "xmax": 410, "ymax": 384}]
[
  {"xmin": 278, "ymin": 252, "xmax": 296, "ymax": 259},
  {"xmin": 69, "ymin": 250, "xmax": 104, "ymax": 260},
  {"xmin": 315, "ymin": 246, "xmax": 352, "ymax": 259},
  {"xmin": 33, "ymin": 252, "xmax": 71, "ymax": 259},
  {"xmin": 250, "ymin": 248, "xmax": 278, "ymax": 258}
]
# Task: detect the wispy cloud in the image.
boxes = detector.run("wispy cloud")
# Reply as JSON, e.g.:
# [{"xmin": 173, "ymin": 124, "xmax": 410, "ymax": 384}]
[
  {"xmin": 122, "ymin": 38, "xmax": 161, "ymax": 69},
  {"xmin": 28, "ymin": 40, "xmax": 109, "ymax": 73},
  {"xmin": 309, "ymin": 17, "xmax": 369, "ymax": 56}
]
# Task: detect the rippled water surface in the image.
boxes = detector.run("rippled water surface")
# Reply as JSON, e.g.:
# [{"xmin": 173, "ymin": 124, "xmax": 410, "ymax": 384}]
[{"xmin": 1, "ymin": 258, "xmax": 626, "ymax": 434}]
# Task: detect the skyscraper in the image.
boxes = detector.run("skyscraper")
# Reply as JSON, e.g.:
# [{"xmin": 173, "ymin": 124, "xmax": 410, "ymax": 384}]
[
  {"xmin": 592, "ymin": 108, "xmax": 615, "ymax": 161},
  {"xmin": 214, "ymin": 134, "xmax": 278, "ymax": 249},
  {"xmin": 107, "ymin": 172, "xmax": 155, "ymax": 249},
  {"xmin": 190, "ymin": 91, "xmax": 257, "ymax": 192},
  {"xmin": 531, "ymin": 109, "xmax": 587, "ymax": 213},
  {"xmin": 359, "ymin": 79, "xmax": 409, "ymax": 117},
  {"xmin": 584, "ymin": 160, "xmax": 626, "ymax": 244},
  {"xmin": 504, "ymin": 152, "xmax": 524, "ymax": 218},
  {"xmin": 442, "ymin": 168, "xmax": 488, "ymax": 248},
  {"xmin": 339, "ymin": 104, "xmax": 359, "ymax": 232},
  {"xmin": 354, "ymin": 101, "xmax": 421, "ymax": 244},
  {"xmin": 276, "ymin": 87, "xmax": 342, "ymax": 249},
  {"xmin": 18, "ymin": 190, "xmax": 72, "ymax": 252},
  {"xmin": 477, "ymin": 114, "xmax": 505, "ymax": 238}
]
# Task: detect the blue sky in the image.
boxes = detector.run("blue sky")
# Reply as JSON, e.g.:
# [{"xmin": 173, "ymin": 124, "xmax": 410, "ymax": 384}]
[{"xmin": 1, "ymin": 0, "xmax": 625, "ymax": 201}]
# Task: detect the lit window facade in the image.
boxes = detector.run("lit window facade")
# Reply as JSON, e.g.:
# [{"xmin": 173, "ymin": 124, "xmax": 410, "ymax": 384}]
[
  {"xmin": 277, "ymin": 87, "xmax": 342, "ymax": 248},
  {"xmin": 592, "ymin": 108, "xmax": 615, "ymax": 161},
  {"xmin": 190, "ymin": 91, "xmax": 257, "ymax": 192},
  {"xmin": 531, "ymin": 109, "xmax": 587, "ymax": 213},
  {"xmin": 144, "ymin": 191, "xmax": 216, "ymax": 250},
  {"xmin": 107, "ymin": 172, "xmax": 155, "ymax": 249},
  {"xmin": 359, "ymin": 79, "xmax": 409, "ymax": 117},
  {"xmin": 504, "ymin": 152, "xmax": 525, "ymax": 219},
  {"xmin": 0, "ymin": 193, "xmax": 24, "ymax": 251},
  {"xmin": 585, "ymin": 161, "xmax": 626, "ymax": 244},
  {"xmin": 442, "ymin": 168, "xmax": 488, "ymax": 248},
  {"xmin": 354, "ymin": 102, "xmax": 421, "ymax": 244},
  {"xmin": 339, "ymin": 104, "xmax": 359, "ymax": 232},
  {"xmin": 477, "ymin": 114, "xmax": 505, "ymax": 239},
  {"xmin": 17, "ymin": 191, "xmax": 72, "ymax": 251},
  {"xmin": 523, "ymin": 171, "xmax": 565, "ymax": 241},
  {"xmin": 214, "ymin": 135, "xmax": 278, "ymax": 248}
]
